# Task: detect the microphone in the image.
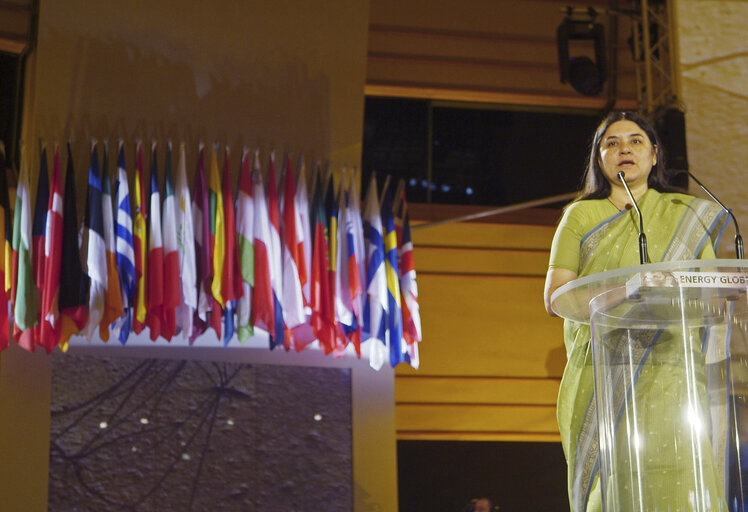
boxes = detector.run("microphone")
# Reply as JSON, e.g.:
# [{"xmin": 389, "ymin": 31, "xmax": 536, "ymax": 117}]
[
  {"xmin": 687, "ymin": 171, "xmax": 743, "ymax": 259},
  {"xmin": 617, "ymin": 171, "xmax": 649, "ymax": 264}
]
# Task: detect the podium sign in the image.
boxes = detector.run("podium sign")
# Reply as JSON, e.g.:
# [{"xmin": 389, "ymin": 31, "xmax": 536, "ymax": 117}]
[{"xmin": 552, "ymin": 260, "xmax": 748, "ymax": 511}]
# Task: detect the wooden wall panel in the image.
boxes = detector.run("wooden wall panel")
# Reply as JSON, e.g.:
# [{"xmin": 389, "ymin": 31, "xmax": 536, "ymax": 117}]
[
  {"xmin": 367, "ymin": 0, "xmax": 639, "ymax": 108},
  {"xmin": 395, "ymin": 219, "xmax": 566, "ymax": 442}
]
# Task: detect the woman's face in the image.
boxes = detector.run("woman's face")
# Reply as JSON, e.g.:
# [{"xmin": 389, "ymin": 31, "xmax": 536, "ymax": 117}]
[{"xmin": 598, "ymin": 119, "xmax": 657, "ymax": 189}]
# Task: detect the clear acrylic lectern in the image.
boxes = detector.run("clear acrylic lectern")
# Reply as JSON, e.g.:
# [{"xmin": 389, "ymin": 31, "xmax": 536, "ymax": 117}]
[{"xmin": 551, "ymin": 259, "xmax": 748, "ymax": 512}]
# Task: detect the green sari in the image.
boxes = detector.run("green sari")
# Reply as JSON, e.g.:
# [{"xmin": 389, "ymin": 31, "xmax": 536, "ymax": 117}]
[{"xmin": 550, "ymin": 189, "xmax": 730, "ymax": 511}]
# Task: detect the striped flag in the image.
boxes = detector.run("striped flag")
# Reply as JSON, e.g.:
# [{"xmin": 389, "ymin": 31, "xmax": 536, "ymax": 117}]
[
  {"xmin": 191, "ymin": 143, "xmax": 211, "ymax": 343},
  {"xmin": 145, "ymin": 141, "xmax": 164, "ymax": 341},
  {"xmin": 58, "ymin": 143, "xmax": 90, "ymax": 351},
  {"xmin": 221, "ymin": 146, "xmax": 242, "ymax": 345},
  {"xmin": 250, "ymin": 150, "xmax": 275, "ymax": 340},
  {"xmin": 0, "ymin": 145, "xmax": 11, "ymax": 349},
  {"xmin": 39, "ymin": 144, "xmax": 64, "ymax": 353},
  {"xmin": 99, "ymin": 142, "xmax": 123, "ymax": 341},
  {"xmin": 11, "ymin": 142, "xmax": 36, "ymax": 348},
  {"xmin": 266, "ymin": 153, "xmax": 284, "ymax": 349},
  {"xmin": 362, "ymin": 173, "xmax": 388, "ymax": 370},
  {"xmin": 115, "ymin": 142, "xmax": 136, "ymax": 345},
  {"xmin": 280, "ymin": 156, "xmax": 305, "ymax": 347},
  {"xmin": 161, "ymin": 142, "xmax": 180, "ymax": 341},
  {"xmin": 132, "ymin": 141, "xmax": 147, "ymax": 334},
  {"xmin": 30, "ymin": 143, "xmax": 50, "ymax": 350},
  {"xmin": 309, "ymin": 167, "xmax": 335, "ymax": 353},
  {"xmin": 235, "ymin": 148, "xmax": 254, "ymax": 342},
  {"xmin": 381, "ymin": 180, "xmax": 404, "ymax": 367},
  {"xmin": 82, "ymin": 141, "xmax": 108, "ymax": 340},
  {"xmin": 206, "ymin": 145, "xmax": 224, "ymax": 339},
  {"xmin": 174, "ymin": 142, "xmax": 196, "ymax": 339}
]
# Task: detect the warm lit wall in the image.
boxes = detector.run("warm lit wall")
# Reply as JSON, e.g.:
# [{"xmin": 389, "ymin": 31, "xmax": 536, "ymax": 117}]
[
  {"xmin": 677, "ymin": 0, "xmax": 748, "ymax": 244},
  {"xmin": 1, "ymin": 1, "xmax": 401, "ymax": 511},
  {"xmin": 367, "ymin": 0, "xmax": 638, "ymax": 109},
  {"xmin": 396, "ymin": 217, "xmax": 565, "ymax": 441}
]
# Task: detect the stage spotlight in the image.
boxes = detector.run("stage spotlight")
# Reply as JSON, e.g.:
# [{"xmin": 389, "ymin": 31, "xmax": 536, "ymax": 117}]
[{"xmin": 557, "ymin": 13, "xmax": 607, "ymax": 96}]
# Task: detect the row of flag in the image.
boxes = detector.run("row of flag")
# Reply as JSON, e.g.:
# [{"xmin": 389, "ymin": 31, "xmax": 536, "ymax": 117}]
[{"xmin": 0, "ymin": 140, "xmax": 422, "ymax": 370}]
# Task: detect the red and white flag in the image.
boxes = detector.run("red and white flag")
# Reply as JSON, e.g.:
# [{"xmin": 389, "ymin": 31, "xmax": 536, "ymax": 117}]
[
  {"xmin": 280, "ymin": 156, "xmax": 306, "ymax": 347},
  {"xmin": 161, "ymin": 142, "xmax": 180, "ymax": 341},
  {"xmin": 39, "ymin": 145, "xmax": 63, "ymax": 352},
  {"xmin": 250, "ymin": 150, "xmax": 275, "ymax": 340},
  {"xmin": 145, "ymin": 141, "xmax": 164, "ymax": 341}
]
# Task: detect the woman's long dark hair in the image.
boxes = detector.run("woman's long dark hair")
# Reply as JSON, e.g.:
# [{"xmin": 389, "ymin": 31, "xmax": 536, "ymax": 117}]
[{"xmin": 577, "ymin": 111, "xmax": 684, "ymax": 201}]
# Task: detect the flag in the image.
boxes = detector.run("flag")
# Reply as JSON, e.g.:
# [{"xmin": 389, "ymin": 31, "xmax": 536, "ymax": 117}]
[
  {"xmin": 280, "ymin": 156, "xmax": 305, "ymax": 348},
  {"xmin": 58, "ymin": 142, "xmax": 90, "ymax": 350},
  {"xmin": 132, "ymin": 141, "xmax": 147, "ymax": 334},
  {"xmin": 289, "ymin": 156, "xmax": 315, "ymax": 350},
  {"xmin": 334, "ymin": 170, "xmax": 354, "ymax": 354},
  {"xmin": 39, "ymin": 145, "xmax": 63, "ymax": 353},
  {"xmin": 145, "ymin": 141, "xmax": 164, "ymax": 341},
  {"xmin": 161, "ymin": 142, "xmax": 180, "ymax": 341},
  {"xmin": 235, "ymin": 148, "xmax": 254, "ymax": 343},
  {"xmin": 115, "ymin": 142, "xmax": 136, "ymax": 345},
  {"xmin": 99, "ymin": 141, "xmax": 123, "ymax": 341},
  {"xmin": 325, "ymin": 171, "xmax": 344, "ymax": 351},
  {"xmin": 81, "ymin": 141, "xmax": 108, "ymax": 340},
  {"xmin": 295, "ymin": 157, "xmax": 312, "ymax": 304},
  {"xmin": 362, "ymin": 173, "xmax": 388, "ymax": 370},
  {"xmin": 0, "ymin": 145, "xmax": 11, "ymax": 349},
  {"xmin": 397, "ymin": 185, "xmax": 421, "ymax": 367},
  {"xmin": 175, "ymin": 142, "xmax": 197, "ymax": 339},
  {"xmin": 381, "ymin": 180, "xmax": 405, "ymax": 367},
  {"xmin": 11, "ymin": 142, "xmax": 36, "ymax": 348},
  {"xmin": 207, "ymin": 145, "xmax": 224, "ymax": 339},
  {"xmin": 30, "ymin": 143, "xmax": 50, "ymax": 350},
  {"xmin": 250, "ymin": 150, "xmax": 275, "ymax": 340},
  {"xmin": 349, "ymin": 169, "xmax": 367, "ymax": 302},
  {"xmin": 266, "ymin": 153, "xmax": 284, "ymax": 349},
  {"xmin": 191, "ymin": 143, "xmax": 211, "ymax": 343},
  {"xmin": 335, "ymin": 170, "xmax": 364, "ymax": 357},
  {"xmin": 221, "ymin": 146, "xmax": 242, "ymax": 345},
  {"xmin": 309, "ymin": 166, "xmax": 335, "ymax": 353}
]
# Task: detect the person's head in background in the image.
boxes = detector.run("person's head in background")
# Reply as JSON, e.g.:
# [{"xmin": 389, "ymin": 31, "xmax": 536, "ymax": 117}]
[
  {"xmin": 473, "ymin": 497, "xmax": 495, "ymax": 512},
  {"xmin": 462, "ymin": 496, "xmax": 497, "ymax": 512}
]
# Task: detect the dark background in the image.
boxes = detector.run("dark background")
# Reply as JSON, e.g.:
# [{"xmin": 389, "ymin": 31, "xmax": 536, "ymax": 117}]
[
  {"xmin": 362, "ymin": 97, "xmax": 600, "ymax": 206},
  {"xmin": 397, "ymin": 440, "xmax": 569, "ymax": 511}
]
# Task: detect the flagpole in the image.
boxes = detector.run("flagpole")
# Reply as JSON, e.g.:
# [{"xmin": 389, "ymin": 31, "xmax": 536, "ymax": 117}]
[{"xmin": 411, "ymin": 191, "xmax": 578, "ymax": 230}]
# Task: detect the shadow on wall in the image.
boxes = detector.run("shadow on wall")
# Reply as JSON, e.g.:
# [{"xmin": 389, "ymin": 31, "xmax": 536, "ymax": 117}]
[{"xmin": 32, "ymin": 25, "xmax": 331, "ymax": 191}]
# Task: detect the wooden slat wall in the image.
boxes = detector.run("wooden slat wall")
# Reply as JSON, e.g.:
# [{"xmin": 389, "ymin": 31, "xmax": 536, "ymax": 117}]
[
  {"xmin": 367, "ymin": 0, "xmax": 638, "ymax": 109},
  {"xmin": 395, "ymin": 215, "xmax": 566, "ymax": 442}
]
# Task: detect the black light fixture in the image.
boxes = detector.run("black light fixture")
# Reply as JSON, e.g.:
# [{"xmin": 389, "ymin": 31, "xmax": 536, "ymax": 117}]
[{"xmin": 557, "ymin": 8, "xmax": 607, "ymax": 96}]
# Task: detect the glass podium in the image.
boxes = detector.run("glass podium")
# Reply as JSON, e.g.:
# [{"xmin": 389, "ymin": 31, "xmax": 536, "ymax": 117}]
[{"xmin": 551, "ymin": 259, "xmax": 748, "ymax": 512}]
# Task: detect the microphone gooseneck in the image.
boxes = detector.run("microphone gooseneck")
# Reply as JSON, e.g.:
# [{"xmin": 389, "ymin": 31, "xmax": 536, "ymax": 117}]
[
  {"xmin": 687, "ymin": 171, "xmax": 743, "ymax": 259},
  {"xmin": 617, "ymin": 171, "xmax": 649, "ymax": 264}
]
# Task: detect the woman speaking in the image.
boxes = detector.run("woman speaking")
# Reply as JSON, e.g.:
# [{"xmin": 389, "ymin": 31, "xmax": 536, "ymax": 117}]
[{"xmin": 544, "ymin": 111, "xmax": 729, "ymax": 511}]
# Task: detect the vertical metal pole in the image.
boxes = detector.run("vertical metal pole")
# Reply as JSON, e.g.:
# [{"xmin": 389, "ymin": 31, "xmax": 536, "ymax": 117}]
[
  {"xmin": 668, "ymin": 0, "xmax": 682, "ymax": 102},
  {"xmin": 641, "ymin": 0, "xmax": 654, "ymax": 116}
]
